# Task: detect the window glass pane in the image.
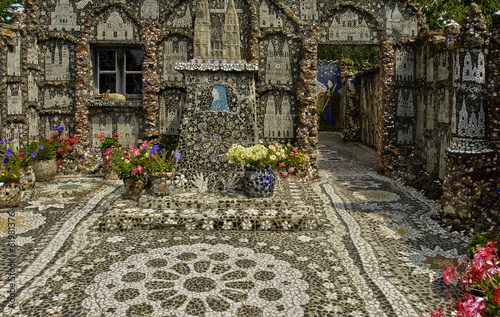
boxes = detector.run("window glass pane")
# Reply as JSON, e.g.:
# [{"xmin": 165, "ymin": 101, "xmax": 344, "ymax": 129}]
[
  {"xmin": 98, "ymin": 51, "xmax": 116, "ymax": 71},
  {"xmin": 125, "ymin": 50, "xmax": 142, "ymax": 71},
  {"xmin": 126, "ymin": 74, "xmax": 142, "ymax": 94},
  {"xmin": 99, "ymin": 74, "xmax": 116, "ymax": 93}
]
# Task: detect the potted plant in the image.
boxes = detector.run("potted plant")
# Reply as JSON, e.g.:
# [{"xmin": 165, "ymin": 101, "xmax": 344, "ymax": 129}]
[
  {"xmin": 226, "ymin": 142, "xmax": 284, "ymax": 198},
  {"xmin": 99, "ymin": 134, "xmax": 121, "ymax": 180},
  {"xmin": 109, "ymin": 141, "xmax": 154, "ymax": 200},
  {"xmin": 149, "ymin": 145, "xmax": 181, "ymax": 196},
  {"xmin": 24, "ymin": 126, "xmax": 76, "ymax": 182}
]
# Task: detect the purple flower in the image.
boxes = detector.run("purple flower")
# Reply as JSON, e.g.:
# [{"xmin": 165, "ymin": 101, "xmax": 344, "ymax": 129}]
[
  {"xmin": 152, "ymin": 145, "xmax": 159, "ymax": 151},
  {"xmin": 0, "ymin": 140, "xmax": 3, "ymax": 144},
  {"xmin": 37, "ymin": 134, "xmax": 41, "ymax": 138},
  {"xmin": 3, "ymin": 158, "xmax": 9, "ymax": 163},
  {"xmin": 51, "ymin": 126, "xmax": 55, "ymax": 131},
  {"xmin": 39, "ymin": 145, "xmax": 44, "ymax": 150},
  {"xmin": 31, "ymin": 152, "xmax": 37, "ymax": 158},
  {"xmin": 6, "ymin": 149, "xmax": 12, "ymax": 157},
  {"xmin": 57, "ymin": 126, "xmax": 64, "ymax": 132},
  {"xmin": 174, "ymin": 153, "xmax": 181, "ymax": 160}
]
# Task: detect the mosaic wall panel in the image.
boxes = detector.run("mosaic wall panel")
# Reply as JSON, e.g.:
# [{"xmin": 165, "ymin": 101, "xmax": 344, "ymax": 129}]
[
  {"xmin": 164, "ymin": 1, "xmax": 193, "ymax": 28},
  {"xmin": 176, "ymin": 70, "xmax": 256, "ymax": 172},
  {"xmin": 260, "ymin": 91, "xmax": 295, "ymax": 142},
  {"xmin": 42, "ymin": 87, "xmax": 74, "ymax": 110},
  {"xmin": 27, "ymin": 107, "xmax": 40, "ymax": 139},
  {"xmin": 42, "ymin": 41, "xmax": 73, "ymax": 82},
  {"xmin": 6, "ymin": 83, "xmax": 23, "ymax": 115},
  {"xmin": 90, "ymin": 8, "xmax": 140, "ymax": 43},
  {"xmin": 6, "ymin": 32, "xmax": 21, "ymax": 77},
  {"xmin": 158, "ymin": 89, "xmax": 185, "ymax": 136},
  {"xmin": 158, "ymin": 37, "xmax": 191, "ymax": 84},
  {"xmin": 1, "ymin": 122, "xmax": 25, "ymax": 150},
  {"xmin": 90, "ymin": 111, "xmax": 142, "ymax": 148},
  {"xmin": 449, "ymin": 48, "xmax": 488, "ymax": 153},
  {"xmin": 258, "ymin": 0, "xmax": 295, "ymax": 33},
  {"xmin": 318, "ymin": 8, "xmax": 379, "ymax": 45},
  {"xmin": 259, "ymin": 36, "xmax": 300, "ymax": 86}
]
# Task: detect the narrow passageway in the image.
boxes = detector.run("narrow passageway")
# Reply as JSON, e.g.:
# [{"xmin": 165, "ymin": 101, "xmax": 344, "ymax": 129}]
[{"xmin": 2, "ymin": 134, "xmax": 468, "ymax": 316}]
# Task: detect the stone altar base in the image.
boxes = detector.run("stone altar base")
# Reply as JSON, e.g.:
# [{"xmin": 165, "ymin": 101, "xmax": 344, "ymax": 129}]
[{"xmin": 99, "ymin": 177, "xmax": 326, "ymax": 232}]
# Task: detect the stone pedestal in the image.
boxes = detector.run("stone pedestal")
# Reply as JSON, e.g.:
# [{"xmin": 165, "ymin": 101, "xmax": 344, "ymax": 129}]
[{"xmin": 175, "ymin": 60, "xmax": 258, "ymax": 174}]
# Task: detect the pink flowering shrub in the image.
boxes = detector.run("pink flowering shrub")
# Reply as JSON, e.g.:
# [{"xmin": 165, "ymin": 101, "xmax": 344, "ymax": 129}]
[{"xmin": 432, "ymin": 240, "xmax": 500, "ymax": 317}]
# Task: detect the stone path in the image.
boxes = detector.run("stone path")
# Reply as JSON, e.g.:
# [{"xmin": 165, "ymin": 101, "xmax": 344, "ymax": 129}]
[{"xmin": 0, "ymin": 133, "xmax": 468, "ymax": 316}]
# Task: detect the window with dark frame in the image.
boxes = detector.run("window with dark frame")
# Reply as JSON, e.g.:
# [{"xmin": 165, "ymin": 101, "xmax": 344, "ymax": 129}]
[{"xmin": 96, "ymin": 48, "xmax": 142, "ymax": 96}]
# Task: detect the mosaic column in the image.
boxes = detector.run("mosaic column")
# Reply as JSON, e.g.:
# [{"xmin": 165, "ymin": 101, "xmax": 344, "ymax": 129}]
[
  {"xmin": 377, "ymin": 40, "xmax": 396, "ymax": 175},
  {"xmin": 140, "ymin": 24, "xmax": 161, "ymax": 139},
  {"xmin": 342, "ymin": 70, "xmax": 359, "ymax": 142},
  {"xmin": 440, "ymin": 5, "xmax": 498, "ymax": 230},
  {"xmin": 296, "ymin": 35, "xmax": 319, "ymax": 180},
  {"xmin": 74, "ymin": 34, "xmax": 90, "ymax": 147}
]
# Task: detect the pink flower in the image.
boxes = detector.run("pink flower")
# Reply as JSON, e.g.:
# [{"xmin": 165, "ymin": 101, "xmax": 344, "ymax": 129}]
[
  {"xmin": 129, "ymin": 145, "xmax": 135, "ymax": 151},
  {"xmin": 443, "ymin": 267, "xmax": 459, "ymax": 285},
  {"xmin": 431, "ymin": 308, "xmax": 445, "ymax": 317},
  {"xmin": 289, "ymin": 152, "xmax": 294, "ymax": 157},
  {"xmin": 106, "ymin": 162, "xmax": 111, "ymax": 168},
  {"xmin": 293, "ymin": 147, "xmax": 298, "ymax": 152},
  {"xmin": 125, "ymin": 155, "xmax": 130, "ymax": 160},
  {"xmin": 279, "ymin": 162, "xmax": 285, "ymax": 167},
  {"xmin": 131, "ymin": 169, "xmax": 137, "ymax": 175},
  {"xmin": 281, "ymin": 172, "xmax": 288, "ymax": 178},
  {"xmin": 141, "ymin": 141, "xmax": 148, "ymax": 149},
  {"xmin": 133, "ymin": 149, "xmax": 141, "ymax": 156},
  {"xmin": 104, "ymin": 156, "xmax": 110, "ymax": 161},
  {"xmin": 288, "ymin": 167, "xmax": 295, "ymax": 173},
  {"xmin": 136, "ymin": 165, "xmax": 144, "ymax": 173}
]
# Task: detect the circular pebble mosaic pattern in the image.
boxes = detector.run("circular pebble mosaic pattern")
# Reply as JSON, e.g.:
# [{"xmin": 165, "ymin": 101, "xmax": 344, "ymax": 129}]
[{"xmin": 83, "ymin": 243, "xmax": 309, "ymax": 316}]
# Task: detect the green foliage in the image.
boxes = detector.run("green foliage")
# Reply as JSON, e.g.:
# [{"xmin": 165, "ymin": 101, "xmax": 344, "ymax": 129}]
[
  {"xmin": 318, "ymin": 45, "xmax": 380, "ymax": 71},
  {"xmin": 468, "ymin": 232, "xmax": 500, "ymax": 259},
  {"xmin": 0, "ymin": 1, "xmax": 23, "ymax": 24},
  {"xmin": 416, "ymin": 0, "xmax": 500, "ymax": 30}
]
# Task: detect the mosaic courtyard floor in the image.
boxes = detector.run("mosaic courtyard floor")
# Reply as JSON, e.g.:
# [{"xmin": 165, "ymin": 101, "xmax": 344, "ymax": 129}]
[{"xmin": 0, "ymin": 133, "xmax": 468, "ymax": 316}]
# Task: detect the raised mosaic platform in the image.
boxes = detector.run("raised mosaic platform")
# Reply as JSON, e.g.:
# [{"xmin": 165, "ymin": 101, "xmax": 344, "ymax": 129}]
[{"xmin": 99, "ymin": 177, "xmax": 326, "ymax": 232}]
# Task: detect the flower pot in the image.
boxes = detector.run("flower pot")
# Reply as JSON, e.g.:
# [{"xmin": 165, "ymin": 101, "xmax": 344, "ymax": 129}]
[
  {"xmin": 123, "ymin": 178, "xmax": 147, "ymax": 200},
  {"xmin": 151, "ymin": 171, "xmax": 174, "ymax": 195},
  {"xmin": 32, "ymin": 160, "xmax": 57, "ymax": 182},
  {"xmin": 244, "ymin": 165, "xmax": 276, "ymax": 198},
  {"xmin": 0, "ymin": 184, "xmax": 22, "ymax": 208},
  {"xmin": 19, "ymin": 166, "xmax": 36, "ymax": 191}
]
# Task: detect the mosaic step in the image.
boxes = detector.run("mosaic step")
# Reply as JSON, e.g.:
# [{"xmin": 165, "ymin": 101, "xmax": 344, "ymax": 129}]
[{"xmin": 99, "ymin": 178, "xmax": 327, "ymax": 232}]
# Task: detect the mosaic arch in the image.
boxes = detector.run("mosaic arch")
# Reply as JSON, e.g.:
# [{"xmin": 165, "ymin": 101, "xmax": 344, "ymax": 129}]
[{"xmin": 1, "ymin": 0, "xmax": 424, "ymax": 179}]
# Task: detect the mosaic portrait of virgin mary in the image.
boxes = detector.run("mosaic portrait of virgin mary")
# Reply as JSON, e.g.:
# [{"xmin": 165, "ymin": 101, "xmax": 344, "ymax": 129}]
[{"xmin": 209, "ymin": 85, "xmax": 230, "ymax": 111}]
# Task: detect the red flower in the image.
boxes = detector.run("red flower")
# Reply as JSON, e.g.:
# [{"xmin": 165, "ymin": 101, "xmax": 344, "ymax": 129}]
[
  {"xmin": 113, "ymin": 133, "xmax": 120, "ymax": 138},
  {"xmin": 66, "ymin": 134, "xmax": 69, "ymax": 138},
  {"xmin": 75, "ymin": 137, "xmax": 79, "ymax": 140},
  {"xmin": 63, "ymin": 140, "xmax": 69, "ymax": 144},
  {"xmin": 493, "ymin": 288, "xmax": 500, "ymax": 303},
  {"xmin": 97, "ymin": 135, "xmax": 105, "ymax": 140},
  {"xmin": 57, "ymin": 148, "xmax": 63, "ymax": 153},
  {"xmin": 48, "ymin": 138, "xmax": 54, "ymax": 142},
  {"xmin": 66, "ymin": 146, "xmax": 72, "ymax": 151},
  {"xmin": 69, "ymin": 138, "xmax": 76, "ymax": 144},
  {"xmin": 54, "ymin": 132, "xmax": 59, "ymax": 136},
  {"xmin": 57, "ymin": 160, "xmax": 63, "ymax": 165}
]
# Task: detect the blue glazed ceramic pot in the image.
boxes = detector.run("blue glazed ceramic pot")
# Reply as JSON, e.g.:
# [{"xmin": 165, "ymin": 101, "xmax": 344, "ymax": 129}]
[{"xmin": 244, "ymin": 165, "xmax": 276, "ymax": 198}]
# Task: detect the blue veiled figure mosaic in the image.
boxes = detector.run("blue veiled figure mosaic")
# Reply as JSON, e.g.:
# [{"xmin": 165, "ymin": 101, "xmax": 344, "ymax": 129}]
[
  {"xmin": 244, "ymin": 165, "xmax": 276, "ymax": 198},
  {"xmin": 209, "ymin": 85, "xmax": 230, "ymax": 111}
]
